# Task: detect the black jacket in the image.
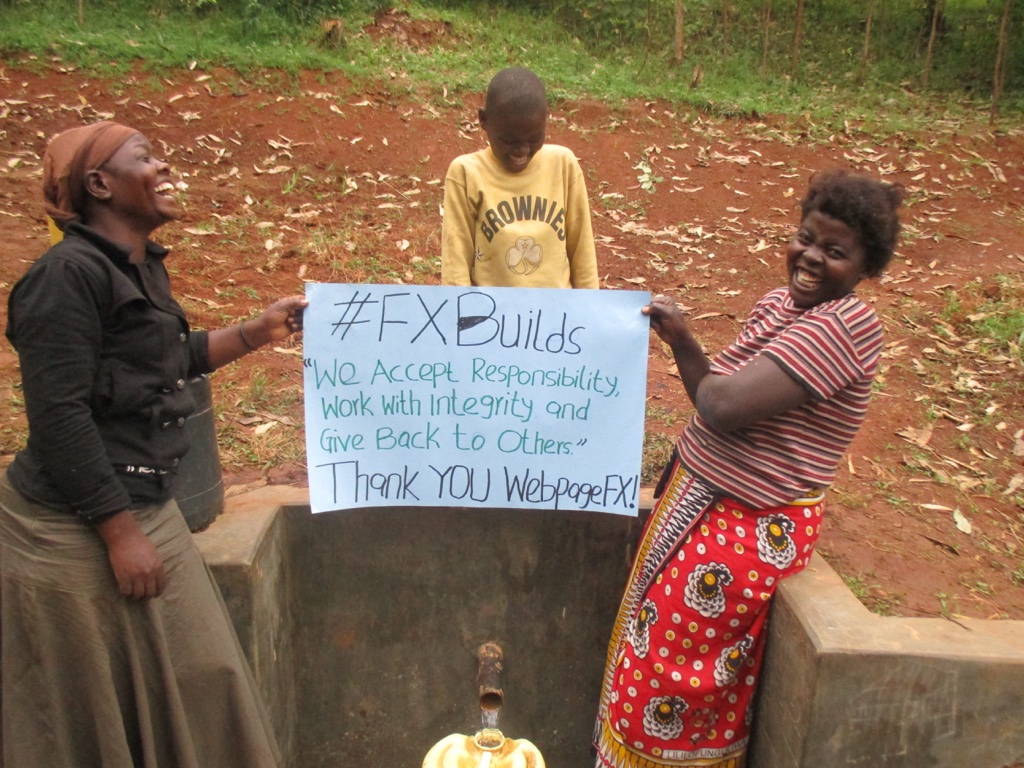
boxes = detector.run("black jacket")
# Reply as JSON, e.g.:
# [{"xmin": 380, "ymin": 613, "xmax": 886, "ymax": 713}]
[{"xmin": 5, "ymin": 223, "xmax": 212, "ymax": 522}]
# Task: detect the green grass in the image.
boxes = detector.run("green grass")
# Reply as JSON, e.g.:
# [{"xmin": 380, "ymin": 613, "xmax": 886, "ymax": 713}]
[
  {"xmin": 213, "ymin": 366, "xmax": 306, "ymax": 469},
  {"xmin": 942, "ymin": 274, "xmax": 1024, "ymax": 361},
  {"xmin": 642, "ymin": 403, "xmax": 681, "ymax": 484},
  {"xmin": 641, "ymin": 432, "xmax": 674, "ymax": 485},
  {"xmin": 0, "ymin": 0, "xmax": 1020, "ymax": 134},
  {"xmin": 1012, "ymin": 563, "xmax": 1024, "ymax": 587},
  {"xmin": 843, "ymin": 573, "xmax": 904, "ymax": 616},
  {"xmin": 972, "ymin": 309, "xmax": 1024, "ymax": 359}
]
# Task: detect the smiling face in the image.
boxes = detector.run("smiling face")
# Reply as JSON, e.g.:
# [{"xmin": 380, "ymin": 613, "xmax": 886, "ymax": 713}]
[
  {"xmin": 786, "ymin": 210, "xmax": 869, "ymax": 308},
  {"xmin": 479, "ymin": 104, "xmax": 547, "ymax": 174},
  {"xmin": 95, "ymin": 133, "xmax": 178, "ymax": 231}
]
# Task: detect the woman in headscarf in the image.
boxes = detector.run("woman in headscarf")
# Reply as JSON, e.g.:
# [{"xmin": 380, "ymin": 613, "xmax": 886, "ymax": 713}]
[{"xmin": 1, "ymin": 121, "xmax": 304, "ymax": 767}]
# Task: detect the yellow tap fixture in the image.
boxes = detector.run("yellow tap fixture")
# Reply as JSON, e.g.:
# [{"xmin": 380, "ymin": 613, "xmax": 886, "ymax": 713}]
[{"xmin": 422, "ymin": 728, "xmax": 545, "ymax": 768}]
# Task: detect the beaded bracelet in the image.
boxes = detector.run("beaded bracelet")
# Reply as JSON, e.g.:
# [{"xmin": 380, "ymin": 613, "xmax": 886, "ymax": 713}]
[{"xmin": 238, "ymin": 320, "xmax": 259, "ymax": 351}]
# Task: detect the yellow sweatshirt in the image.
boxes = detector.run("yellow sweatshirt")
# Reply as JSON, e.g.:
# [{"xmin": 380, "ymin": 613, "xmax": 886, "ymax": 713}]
[{"xmin": 441, "ymin": 144, "xmax": 598, "ymax": 289}]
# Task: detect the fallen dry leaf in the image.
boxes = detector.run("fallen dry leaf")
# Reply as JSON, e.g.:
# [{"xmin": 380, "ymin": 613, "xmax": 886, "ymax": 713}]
[
  {"xmin": 253, "ymin": 165, "xmax": 292, "ymax": 175},
  {"xmin": 1004, "ymin": 474, "xmax": 1024, "ymax": 496},
  {"xmin": 952, "ymin": 509, "xmax": 972, "ymax": 535},
  {"xmin": 896, "ymin": 423, "xmax": 934, "ymax": 447},
  {"xmin": 257, "ymin": 411, "xmax": 296, "ymax": 427}
]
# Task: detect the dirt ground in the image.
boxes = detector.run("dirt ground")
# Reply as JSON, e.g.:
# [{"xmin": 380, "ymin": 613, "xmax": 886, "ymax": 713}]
[{"xmin": 2, "ymin": 25, "xmax": 1023, "ymax": 621}]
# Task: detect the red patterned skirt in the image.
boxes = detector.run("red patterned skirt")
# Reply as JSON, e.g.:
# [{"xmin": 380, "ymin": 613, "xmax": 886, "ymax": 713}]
[{"xmin": 593, "ymin": 461, "xmax": 825, "ymax": 768}]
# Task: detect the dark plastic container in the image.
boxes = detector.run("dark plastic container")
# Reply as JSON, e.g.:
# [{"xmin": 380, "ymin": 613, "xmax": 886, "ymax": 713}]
[{"xmin": 172, "ymin": 375, "xmax": 225, "ymax": 532}]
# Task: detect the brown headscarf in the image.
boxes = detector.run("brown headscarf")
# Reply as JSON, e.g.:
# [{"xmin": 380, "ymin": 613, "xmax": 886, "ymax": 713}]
[{"xmin": 43, "ymin": 121, "xmax": 140, "ymax": 229}]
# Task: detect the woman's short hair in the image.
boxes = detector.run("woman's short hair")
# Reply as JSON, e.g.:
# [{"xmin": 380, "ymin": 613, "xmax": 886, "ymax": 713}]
[{"xmin": 800, "ymin": 169, "xmax": 904, "ymax": 277}]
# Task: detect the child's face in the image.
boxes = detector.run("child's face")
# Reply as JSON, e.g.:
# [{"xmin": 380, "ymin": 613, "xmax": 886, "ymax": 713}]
[{"xmin": 479, "ymin": 105, "xmax": 546, "ymax": 174}]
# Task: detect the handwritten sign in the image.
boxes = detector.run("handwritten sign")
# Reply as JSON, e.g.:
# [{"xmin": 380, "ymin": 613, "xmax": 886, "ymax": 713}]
[{"xmin": 303, "ymin": 284, "xmax": 651, "ymax": 515}]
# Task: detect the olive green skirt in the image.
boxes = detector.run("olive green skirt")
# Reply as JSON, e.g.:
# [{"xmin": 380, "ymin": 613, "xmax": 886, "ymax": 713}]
[{"xmin": 0, "ymin": 471, "xmax": 281, "ymax": 768}]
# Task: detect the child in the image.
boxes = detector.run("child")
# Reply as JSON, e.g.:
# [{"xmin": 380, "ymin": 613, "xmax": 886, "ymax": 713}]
[
  {"xmin": 441, "ymin": 67, "xmax": 598, "ymax": 289},
  {"xmin": 593, "ymin": 170, "xmax": 903, "ymax": 768}
]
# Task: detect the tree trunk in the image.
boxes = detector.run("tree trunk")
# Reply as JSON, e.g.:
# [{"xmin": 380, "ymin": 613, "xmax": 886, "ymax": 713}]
[
  {"xmin": 78, "ymin": 0, "xmax": 84, "ymax": 25},
  {"xmin": 923, "ymin": 0, "xmax": 944, "ymax": 87},
  {"xmin": 990, "ymin": 0, "xmax": 1013, "ymax": 124},
  {"xmin": 790, "ymin": 0, "xmax": 805, "ymax": 77},
  {"xmin": 761, "ymin": 0, "xmax": 773, "ymax": 71},
  {"xmin": 722, "ymin": 0, "xmax": 730, "ymax": 54},
  {"xmin": 674, "ymin": 0, "xmax": 685, "ymax": 65},
  {"xmin": 860, "ymin": 0, "xmax": 875, "ymax": 82},
  {"xmin": 638, "ymin": 0, "xmax": 655, "ymax": 77}
]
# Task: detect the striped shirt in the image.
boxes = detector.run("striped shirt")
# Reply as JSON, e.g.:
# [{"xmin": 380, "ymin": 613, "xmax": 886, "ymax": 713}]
[{"xmin": 676, "ymin": 288, "xmax": 883, "ymax": 508}]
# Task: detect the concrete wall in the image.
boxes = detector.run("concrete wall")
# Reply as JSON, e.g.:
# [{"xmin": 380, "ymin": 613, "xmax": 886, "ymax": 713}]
[
  {"xmin": 195, "ymin": 489, "xmax": 1024, "ymax": 768},
  {"xmin": 196, "ymin": 487, "xmax": 644, "ymax": 767},
  {"xmin": 195, "ymin": 488, "xmax": 302, "ymax": 761},
  {"xmin": 751, "ymin": 556, "xmax": 1024, "ymax": 768},
  {"xmin": 280, "ymin": 502, "xmax": 642, "ymax": 767}
]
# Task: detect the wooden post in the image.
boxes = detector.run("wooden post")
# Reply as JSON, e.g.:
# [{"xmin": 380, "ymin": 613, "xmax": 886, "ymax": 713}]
[
  {"xmin": 860, "ymin": 0, "xmax": 875, "ymax": 82},
  {"xmin": 990, "ymin": 0, "xmax": 1013, "ymax": 124},
  {"xmin": 722, "ymin": 0, "xmax": 731, "ymax": 54},
  {"xmin": 790, "ymin": 0, "xmax": 805, "ymax": 77},
  {"xmin": 923, "ymin": 0, "xmax": 944, "ymax": 88},
  {"xmin": 762, "ymin": 0, "xmax": 773, "ymax": 72},
  {"xmin": 674, "ymin": 0, "xmax": 685, "ymax": 65}
]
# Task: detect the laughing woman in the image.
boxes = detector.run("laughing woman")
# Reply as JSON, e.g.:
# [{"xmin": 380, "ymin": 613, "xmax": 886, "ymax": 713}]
[
  {"xmin": 1, "ymin": 121, "xmax": 305, "ymax": 767},
  {"xmin": 594, "ymin": 170, "xmax": 902, "ymax": 768}
]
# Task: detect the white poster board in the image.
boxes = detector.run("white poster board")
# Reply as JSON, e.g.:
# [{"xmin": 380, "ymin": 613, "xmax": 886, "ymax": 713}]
[{"xmin": 302, "ymin": 284, "xmax": 651, "ymax": 515}]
